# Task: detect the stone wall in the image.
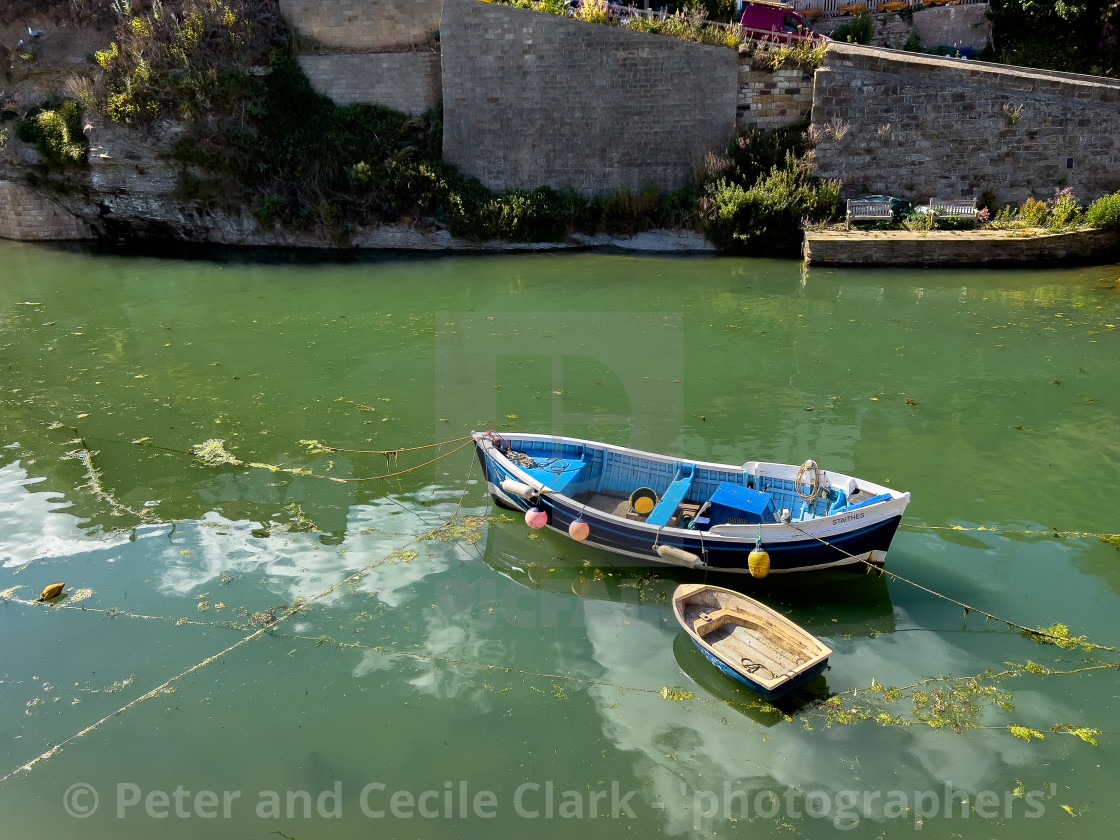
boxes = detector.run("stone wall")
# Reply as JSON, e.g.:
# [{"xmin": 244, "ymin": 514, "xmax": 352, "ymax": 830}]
[
  {"xmin": 811, "ymin": 43, "xmax": 1120, "ymax": 206},
  {"xmin": 0, "ymin": 180, "xmax": 94, "ymax": 241},
  {"xmin": 804, "ymin": 228, "xmax": 1120, "ymax": 266},
  {"xmin": 737, "ymin": 60, "xmax": 814, "ymax": 131},
  {"xmin": 870, "ymin": 4, "xmax": 991, "ymax": 54},
  {"xmin": 297, "ymin": 51, "xmax": 442, "ymax": 115},
  {"xmin": 441, "ymin": 0, "xmax": 738, "ymax": 197},
  {"xmin": 278, "ymin": 0, "xmax": 443, "ymax": 49}
]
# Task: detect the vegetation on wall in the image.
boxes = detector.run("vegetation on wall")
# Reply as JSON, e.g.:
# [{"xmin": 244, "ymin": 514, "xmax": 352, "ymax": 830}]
[
  {"xmin": 698, "ymin": 123, "xmax": 841, "ymax": 253},
  {"xmin": 830, "ymin": 12, "xmax": 874, "ymax": 46},
  {"xmin": 16, "ymin": 97, "xmax": 88, "ymax": 167},
  {"xmin": 483, "ymin": 0, "xmax": 827, "ymax": 66}
]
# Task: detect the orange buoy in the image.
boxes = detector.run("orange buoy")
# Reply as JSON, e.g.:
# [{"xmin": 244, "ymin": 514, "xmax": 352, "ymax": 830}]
[
  {"xmin": 38, "ymin": 583, "xmax": 65, "ymax": 601},
  {"xmin": 569, "ymin": 519, "xmax": 590, "ymax": 541}
]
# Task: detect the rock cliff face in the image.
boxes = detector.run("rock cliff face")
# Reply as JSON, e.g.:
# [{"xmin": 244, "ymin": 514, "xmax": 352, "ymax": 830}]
[{"xmin": 0, "ymin": 8, "xmax": 507, "ymax": 250}]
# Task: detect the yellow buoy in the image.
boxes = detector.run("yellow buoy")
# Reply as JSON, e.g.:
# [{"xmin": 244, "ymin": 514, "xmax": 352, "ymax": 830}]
[
  {"xmin": 38, "ymin": 583, "xmax": 65, "ymax": 601},
  {"xmin": 748, "ymin": 532, "xmax": 770, "ymax": 579}
]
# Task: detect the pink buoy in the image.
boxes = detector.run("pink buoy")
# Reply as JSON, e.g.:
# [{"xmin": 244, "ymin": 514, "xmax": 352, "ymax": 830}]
[
  {"xmin": 525, "ymin": 508, "xmax": 548, "ymax": 529},
  {"xmin": 568, "ymin": 519, "xmax": 590, "ymax": 541}
]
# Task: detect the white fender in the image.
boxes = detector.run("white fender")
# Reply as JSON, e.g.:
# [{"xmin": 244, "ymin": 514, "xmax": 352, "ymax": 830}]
[
  {"xmin": 655, "ymin": 544, "xmax": 704, "ymax": 568},
  {"xmin": 500, "ymin": 478, "xmax": 536, "ymax": 500}
]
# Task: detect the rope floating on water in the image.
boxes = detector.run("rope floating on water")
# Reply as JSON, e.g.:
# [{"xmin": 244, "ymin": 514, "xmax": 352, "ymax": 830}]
[
  {"xmin": 791, "ymin": 523, "xmax": 1120, "ymax": 654},
  {"xmin": 0, "ymin": 467, "xmax": 479, "ymax": 786},
  {"xmin": 328, "ymin": 439, "xmax": 475, "ymax": 483},
  {"xmin": 901, "ymin": 522, "xmax": 1120, "ymax": 542},
  {"xmin": 300, "ymin": 435, "xmax": 472, "ymax": 456}
]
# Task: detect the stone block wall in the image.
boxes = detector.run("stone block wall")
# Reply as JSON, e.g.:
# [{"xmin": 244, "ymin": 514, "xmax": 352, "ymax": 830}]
[
  {"xmin": 279, "ymin": 0, "xmax": 443, "ymax": 49},
  {"xmin": 737, "ymin": 60, "xmax": 814, "ymax": 131},
  {"xmin": 441, "ymin": 0, "xmax": 738, "ymax": 198},
  {"xmin": 810, "ymin": 43, "xmax": 1120, "ymax": 206},
  {"xmin": 0, "ymin": 180, "xmax": 94, "ymax": 241},
  {"xmin": 297, "ymin": 51, "xmax": 442, "ymax": 115}
]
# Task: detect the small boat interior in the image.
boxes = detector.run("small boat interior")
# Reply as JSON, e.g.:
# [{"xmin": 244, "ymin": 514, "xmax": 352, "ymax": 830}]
[
  {"xmin": 676, "ymin": 587, "xmax": 830, "ymax": 687},
  {"xmin": 500, "ymin": 437, "xmax": 890, "ymax": 530}
]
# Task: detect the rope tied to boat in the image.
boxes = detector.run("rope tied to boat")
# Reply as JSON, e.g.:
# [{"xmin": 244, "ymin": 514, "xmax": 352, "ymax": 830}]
[{"xmin": 787, "ymin": 522, "xmax": 1120, "ymax": 653}]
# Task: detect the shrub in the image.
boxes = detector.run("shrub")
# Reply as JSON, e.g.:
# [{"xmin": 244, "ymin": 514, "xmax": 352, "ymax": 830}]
[
  {"xmin": 1018, "ymin": 196, "xmax": 1049, "ymax": 227},
  {"xmin": 16, "ymin": 99, "xmax": 88, "ymax": 167},
  {"xmin": 1086, "ymin": 191, "xmax": 1120, "ymax": 230},
  {"xmin": 702, "ymin": 152, "xmax": 840, "ymax": 253},
  {"xmin": 1046, "ymin": 187, "xmax": 1082, "ymax": 231},
  {"xmin": 832, "ymin": 12, "xmax": 874, "ymax": 45}
]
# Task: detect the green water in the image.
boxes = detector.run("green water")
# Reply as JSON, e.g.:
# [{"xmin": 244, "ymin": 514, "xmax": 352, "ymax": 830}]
[{"xmin": 1, "ymin": 240, "xmax": 1118, "ymax": 838}]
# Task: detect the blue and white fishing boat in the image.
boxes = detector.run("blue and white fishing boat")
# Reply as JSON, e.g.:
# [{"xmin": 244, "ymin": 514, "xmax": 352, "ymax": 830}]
[
  {"xmin": 673, "ymin": 583, "xmax": 832, "ymax": 700},
  {"xmin": 473, "ymin": 431, "xmax": 910, "ymax": 575}
]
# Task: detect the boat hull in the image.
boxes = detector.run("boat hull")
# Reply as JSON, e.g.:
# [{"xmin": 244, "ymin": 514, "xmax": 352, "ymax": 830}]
[
  {"xmin": 673, "ymin": 583, "xmax": 833, "ymax": 701},
  {"xmin": 694, "ymin": 643, "xmax": 829, "ymax": 700},
  {"xmin": 474, "ymin": 432, "xmax": 908, "ymax": 575}
]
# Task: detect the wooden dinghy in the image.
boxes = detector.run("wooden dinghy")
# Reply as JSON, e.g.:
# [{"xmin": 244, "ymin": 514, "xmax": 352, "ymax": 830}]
[{"xmin": 673, "ymin": 583, "xmax": 832, "ymax": 700}]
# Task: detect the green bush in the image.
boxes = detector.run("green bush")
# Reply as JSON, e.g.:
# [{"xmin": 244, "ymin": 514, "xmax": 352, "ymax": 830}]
[
  {"xmin": 832, "ymin": 12, "xmax": 874, "ymax": 45},
  {"xmin": 1086, "ymin": 192, "xmax": 1120, "ymax": 230},
  {"xmin": 702, "ymin": 152, "xmax": 840, "ymax": 253},
  {"xmin": 1046, "ymin": 187, "xmax": 1082, "ymax": 231},
  {"xmin": 1018, "ymin": 196, "xmax": 1049, "ymax": 227},
  {"xmin": 16, "ymin": 99, "xmax": 88, "ymax": 167}
]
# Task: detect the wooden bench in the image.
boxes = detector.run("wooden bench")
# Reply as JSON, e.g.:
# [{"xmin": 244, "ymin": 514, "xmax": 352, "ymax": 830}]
[
  {"xmin": 846, "ymin": 199, "xmax": 894, "ymax": 229},
  {"xmin": 929, "ymin": 197, "xmax": 978, "ymax": 219}
]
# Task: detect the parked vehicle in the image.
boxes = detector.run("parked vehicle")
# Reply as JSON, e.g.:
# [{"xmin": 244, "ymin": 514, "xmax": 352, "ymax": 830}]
[{"xmin": 739, "ymin": 1, "xmax": 826, "ymax": 43}]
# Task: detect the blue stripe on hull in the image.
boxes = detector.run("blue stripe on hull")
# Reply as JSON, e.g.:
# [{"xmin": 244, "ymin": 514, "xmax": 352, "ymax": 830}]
[
  {"xmin": 696, "ymin": 643, "xmax": 828, "ymax": 700},
  {"xmin": 477, "ymin": 447, "xmax": 900, "ymax": 573}
]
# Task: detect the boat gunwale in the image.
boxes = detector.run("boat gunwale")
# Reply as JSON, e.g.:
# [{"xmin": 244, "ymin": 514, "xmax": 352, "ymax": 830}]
[
  {"xmin": 474, "ymin": 431, "xmax": 910, "ymax": 539},
  {"xmin": 673, "ymin": 584, "xmax": 832, "ymax": 691}
]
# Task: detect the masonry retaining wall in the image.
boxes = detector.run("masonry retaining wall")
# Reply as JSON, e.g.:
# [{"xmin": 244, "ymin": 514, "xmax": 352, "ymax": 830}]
[
  {"xmin": 278, "ymin": 0, "xmax": 443, "ymax": 49},
  {"xmin": 297, "ymin": 51, "xmax": 442, "ymax": 115},
  {"xmin": 441, "ymin": 0, "xmax": 738, "ymax": 198},
  {"xmin": 737, "ymin": 60, "xmax": 814, "ymax": 131},
  {"xmin": 0, "ymin": 181, "xmax": 94, "ymax": 241},
  {"xmin": 804, "ymin": 228, "xmax": 1120, "ymax": 266},
  {"xmin": 811, "ymin": 43, "xmax": 1120, "ymax": 206}
]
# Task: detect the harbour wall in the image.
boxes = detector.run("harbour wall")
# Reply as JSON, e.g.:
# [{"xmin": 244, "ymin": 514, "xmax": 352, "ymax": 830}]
[
  {"xmin": 811, "ymin": 43, "xmax": 1120, "ymax": 205},
  {"xmin": 440, "ymin": 0, "xmax": 738, "ymax": 197},
  {"xmin": 279, "ymin": 0, "xmax": 444, "ymax": 117},
  {"xmin": 0, "ymin": 181, "xmax": 94, "ymax": 242}
]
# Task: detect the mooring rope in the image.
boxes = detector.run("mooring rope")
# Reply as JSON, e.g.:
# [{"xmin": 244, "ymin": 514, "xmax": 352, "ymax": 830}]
[
  {"xmin": 303, "ymin": 435, "xmax": 472, "ymax": 455},
  {"xmin": 789, "ymin": 522, "xmax": 1120, "ymax": 654},
  {"xmin": 328, "ymin": 439, "xmax": 475, "ymax": 483},
  {"xmin": 0, "ymin": 469, "xmax": 479, "ymax": 786},
  {"xmin": 901, "ymin": 522, "xmax": 1120, "ymax": 541}
]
